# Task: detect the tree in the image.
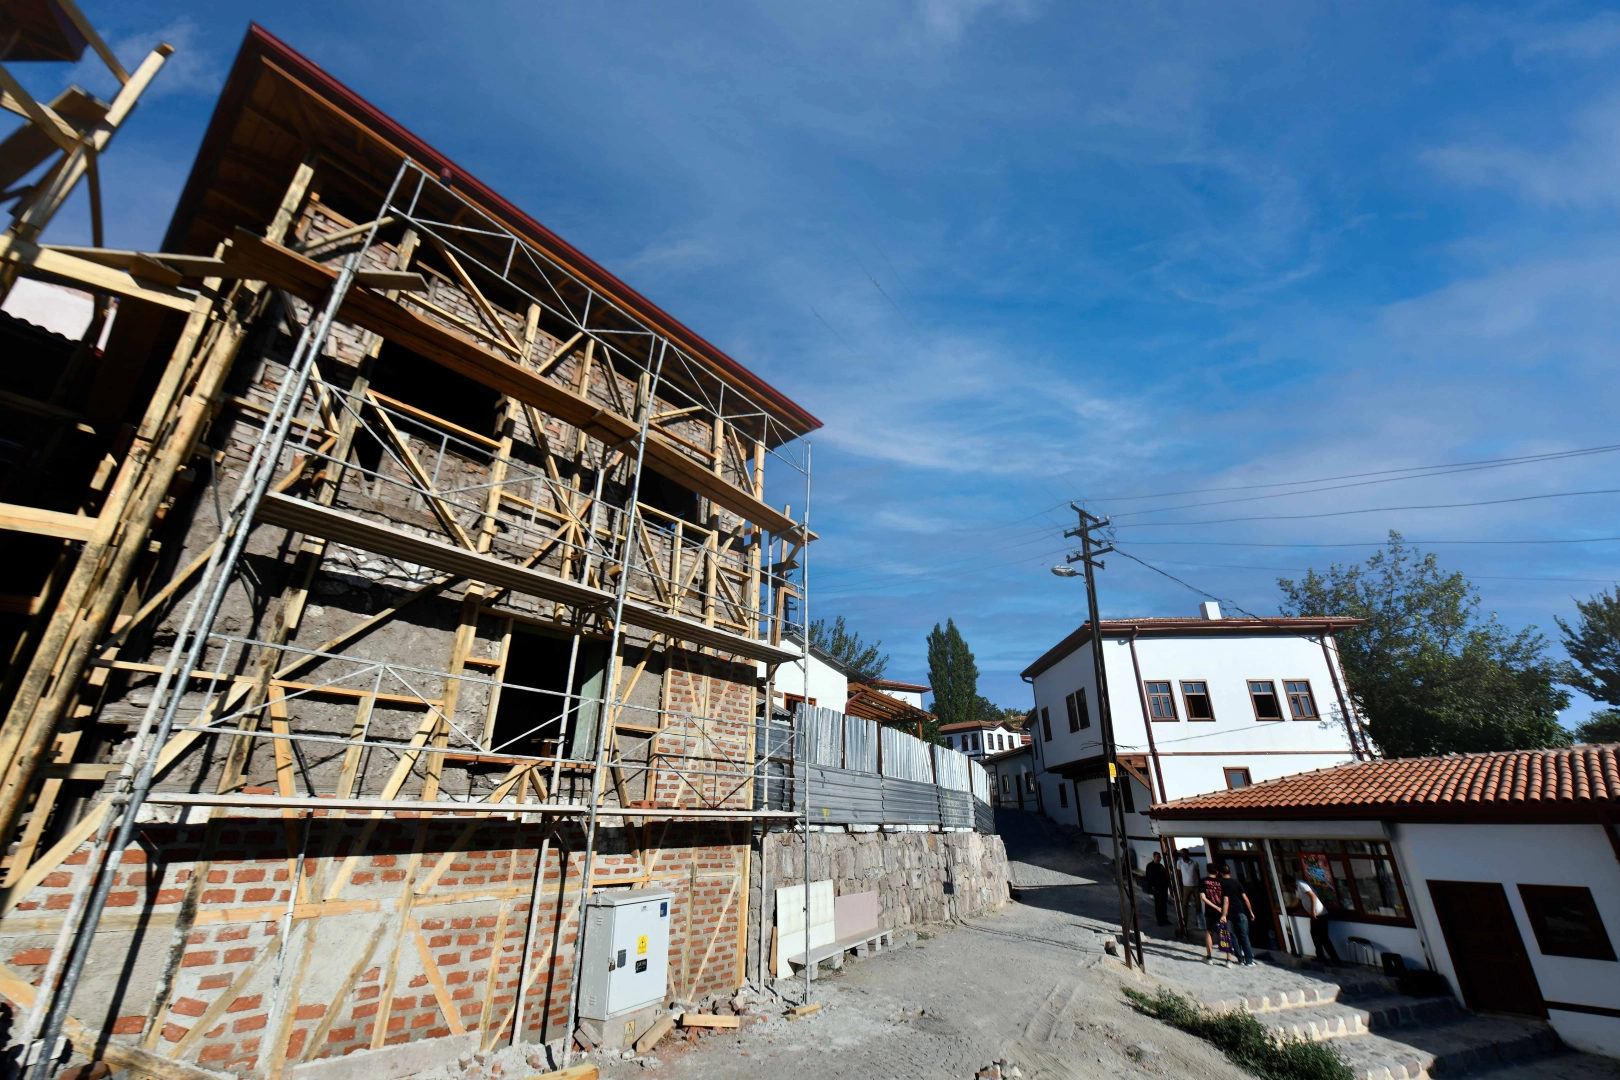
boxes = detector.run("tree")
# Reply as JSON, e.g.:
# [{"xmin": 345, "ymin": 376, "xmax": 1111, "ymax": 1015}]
[
  {"xmin": 1278, "ymin": 532, "xmax": 1570, "ymax": 758},
  {"xmin": 926, "ymin": 619, "xmax": 978, "ymax": 738},
  {"xmin": 809, "ymin": 615, "xmax": 888, "ymax": 680},
  {"xmin": 973, "ymin": 695, "xmax": 1028, "ymax": 725},
  {"xmin": 1573, "ymin": 710, "xmax": 1620, "ymax": 745},
  {"xmin": 1557, "ymin": 587, "xmax": 1620, "ymax": 708}
]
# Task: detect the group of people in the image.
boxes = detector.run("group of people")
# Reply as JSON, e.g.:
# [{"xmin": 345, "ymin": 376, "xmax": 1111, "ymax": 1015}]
[{"xmin": 1138, "ymin": 848, "xmax": 1341, "ymax": 968}]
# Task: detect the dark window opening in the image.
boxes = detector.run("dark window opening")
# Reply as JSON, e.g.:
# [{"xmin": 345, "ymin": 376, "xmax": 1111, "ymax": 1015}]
[
  {"xmin": 1248, "ymin": 680, "xmax": 1282, "ymax": 720},
  {"xmin": 367, "ymin": 340, "xmax": 501, "ymax": 440},
  {"xmin": 1518, "ymin": 885, "xmax": 1616, "ymax": 961},
  {"xmin": 638, "ymin": 470, "xmax": 700, "ymax": 524},
  {"xmin": 1040, "ymin": 706, "xmax": 1052, "ymax": 741},
  {"xmin": 1182, "ymin": 681, "xmax": 1214, "ymax": 720},
  {"xmin": 1057, "ymin": 782, "xmax": 1068, "ymax": 808},
  {"xmin": 1098, "ymin": 781, "xmax": 1136, "ymax": 814},
  {"xmin": 1224, "ymin": 767, "xmax": 1252, "ymax": 789},
  {"xmin": 491, "ymin": 628, "xmax": 607, "ymax": 761},
  {"xmin": 1074, "ymin": 688, "xmax": 1090, "ymax": 729},
  {"xmin": 1065, "ymin": 692, "xmax": 1079, "ymax": 732}
]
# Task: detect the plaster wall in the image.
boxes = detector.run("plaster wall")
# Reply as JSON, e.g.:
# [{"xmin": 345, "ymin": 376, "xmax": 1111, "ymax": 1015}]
[{"xmin": 1395, "ymin": 821, "xmax": 1620, "ymax": 1058}]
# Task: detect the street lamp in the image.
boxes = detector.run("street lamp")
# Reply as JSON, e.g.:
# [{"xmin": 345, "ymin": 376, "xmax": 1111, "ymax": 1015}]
[{"xmin": 1050, "ymin": 565, "xmax": 1080, "ymax": 578}]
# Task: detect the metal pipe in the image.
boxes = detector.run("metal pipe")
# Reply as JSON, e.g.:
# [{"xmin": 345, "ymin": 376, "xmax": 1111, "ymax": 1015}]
[
  {"xmin": 560, "ymin": 340, "xmax": 666, "ymax": 1064},
  {"xmin": 23, "ymin": 164, "xmax": 407, "ymax": 1078}
]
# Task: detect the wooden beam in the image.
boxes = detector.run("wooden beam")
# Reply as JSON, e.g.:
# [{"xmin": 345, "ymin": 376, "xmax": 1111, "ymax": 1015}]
[
  {"xmin": 1, "ymin": 234, "xmax": 195, "ymax": 311},
  {"xmin": 0, "ymin": 502, "xmax": 94, "ymax": 542}
]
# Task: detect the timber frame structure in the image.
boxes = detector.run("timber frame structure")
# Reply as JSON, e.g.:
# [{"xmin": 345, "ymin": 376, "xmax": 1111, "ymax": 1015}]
[{"xmin": 0, "ymin": 21, "xmax": 834, "ymax": 1079}]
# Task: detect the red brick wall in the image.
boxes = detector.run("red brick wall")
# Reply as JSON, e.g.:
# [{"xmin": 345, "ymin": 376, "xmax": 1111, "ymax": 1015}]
[
  {"xmin": 654, "ymin": 651, "xmax": 756, "ymax": 810},
  {"xmin": 2, "ymin": 816, "xmax": 747, "ymax": 1077}
]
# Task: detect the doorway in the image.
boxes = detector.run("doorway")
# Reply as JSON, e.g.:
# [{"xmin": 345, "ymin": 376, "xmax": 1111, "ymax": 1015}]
[
  {"xmin": 1427, "ymin": 880, "xmax": 1546, "ymax": 1017},
  {"xmin": 1210, "ymin": 839, "xmax": 1283, "ymax": 951},
  {"xmin": 490, "ymin": 627, "xmax": 607, "ymax": 761}
]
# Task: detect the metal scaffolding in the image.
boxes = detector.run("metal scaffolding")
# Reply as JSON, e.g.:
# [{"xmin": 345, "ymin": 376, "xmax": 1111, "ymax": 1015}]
[{"xmin": 4, "ymin": 148, "xmax": 818, "ymax": 1073}]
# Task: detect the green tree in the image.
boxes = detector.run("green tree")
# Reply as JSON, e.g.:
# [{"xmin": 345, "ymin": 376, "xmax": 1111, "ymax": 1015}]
[
  {"xmin": 926, "ymin": 618, "xmax": 978, "ymax": 738},
  {"xmin": 809, "ymin": 615, "xmax": 889, "ymax": 680},
  {"xmin": 1573, "ymin": 710, "xmax": 1620, "ymax": 744},
  {"xmin": 1556, "ymin": 587, "xmax": 1620, "ymax": 708},
  {"xmin": 1278, "ymin": 532, "xmax": 1570, "ymax": 758}
]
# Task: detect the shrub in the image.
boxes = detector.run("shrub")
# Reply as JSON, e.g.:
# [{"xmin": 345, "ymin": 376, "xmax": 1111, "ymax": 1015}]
[{"xmin": 1124, "ymin": 986, "xmax": 1353, "ymax": 1080}]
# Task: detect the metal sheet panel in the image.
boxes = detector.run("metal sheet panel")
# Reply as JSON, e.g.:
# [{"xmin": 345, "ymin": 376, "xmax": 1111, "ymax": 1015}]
[
  {"xmin": 939, "ymin": 789, "xmax": 974, "ymax": 830},
  {"xmin": 881, "ymin": 777, "xmax": 942, "ymax": 825},
  {"xmin": 800, "ymin": 703, "xmax": 844, "ymax": 767},
  {"xmin": 973, "ymin": 797, "xmax": 995, "ymax": 834},
  {"xmin": 881, "ymin": 727, "xmax": 933, "ymax": 782},
  {"xmin": 845, "ymin": 716, "xmax": 879, "ymax": 774},
  {"xmin": 807, "ymin": 765, "xmax": 885, "ymax": 825},
  {"xmin": 932, "ymin": 745, "xmax": 971, "ymax": 792},
  {"xmin": 969, "ymin": 759, "xmax": 991, "ymax": 802}
]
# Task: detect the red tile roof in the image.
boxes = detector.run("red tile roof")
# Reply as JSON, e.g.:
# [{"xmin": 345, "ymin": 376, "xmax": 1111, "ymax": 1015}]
[
  {"xmin": 1150, "ymin": 745, "xmax": 1620, "ymax": 823},
  {"xmin": 1021, "ymin": 617, "xmax": 1362, "ymax": 681},
  {"xmin": 938, "ymin": 720, "xmax": 1023, "ymax": 733}
]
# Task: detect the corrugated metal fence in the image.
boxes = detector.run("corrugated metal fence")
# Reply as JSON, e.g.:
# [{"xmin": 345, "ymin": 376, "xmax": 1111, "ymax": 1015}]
[{"xmin": 762, "ymin": 704, "xmax": 995, "ymax": 832}]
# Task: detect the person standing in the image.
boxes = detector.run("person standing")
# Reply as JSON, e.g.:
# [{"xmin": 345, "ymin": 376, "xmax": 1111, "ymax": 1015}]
[
  {"xmin": 1143, "ymin": 851, "xmax": 1171, "ymax": 926},
  {"xmin": 1292, "ymin": 874, "xmax": 1341, "ymax": 965},
  {"xmin": 1199, "ymin": 864, "xmax": 1228, "ymax": 964},
  {"xmin": 1174, "ymin": 848, "xmax": 1200, "ymax": 937},
  {"xmin": 1220, "ymin": 865, "xmax": 1256, "ymax": 967}
]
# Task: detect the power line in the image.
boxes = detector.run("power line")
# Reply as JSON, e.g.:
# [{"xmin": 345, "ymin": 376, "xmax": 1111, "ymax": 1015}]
[
  {"xmin": 1108, "ymin": 444, "xmax": 1620, "ymax": 519},
  {"xmin": 1087, "ymin": 442, "xmax": 1620, "ymax": 503},
  {"xmin": 1112, "ymin": 487, "xmax": 1620, "ymax": 529}
]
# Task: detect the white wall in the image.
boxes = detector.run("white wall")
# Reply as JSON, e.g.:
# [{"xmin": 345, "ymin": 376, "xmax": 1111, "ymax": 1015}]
[
  {"xmin": 1393, "ymin": 821, "xmax": 1620, "ymax": 1057},
  {"xmin": 775, "ymin": 652, "xmax": 848, "ymax": 712},
  {"xmin": 1029, "ymin": 630, "xmax": 1357, "ymax": 813}
]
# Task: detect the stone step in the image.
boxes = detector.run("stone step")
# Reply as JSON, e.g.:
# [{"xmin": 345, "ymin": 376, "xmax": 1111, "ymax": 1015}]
[
  {"xmin": 1263, "ymin": 994, "xmax": 1463, "ymax": 1042},
  {"xmin": 1331, "ymin": 1014, "xmax": 1564, "ymax": 1080}
]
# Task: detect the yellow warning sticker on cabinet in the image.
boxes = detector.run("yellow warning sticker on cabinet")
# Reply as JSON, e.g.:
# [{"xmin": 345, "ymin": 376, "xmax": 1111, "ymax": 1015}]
[{"xmin": 637, "ymin": 934, "xmax": 648, "ymax": 956}]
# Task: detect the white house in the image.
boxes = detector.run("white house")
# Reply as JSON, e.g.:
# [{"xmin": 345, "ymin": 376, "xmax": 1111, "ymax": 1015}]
[
  {"xmin": 1020, "ymin": 602, "xmax": 1365, "ymax": 869},
  {"xmin": 1149, "ymin": 746, "xmax": 1620, "ymax": 1060},
  {"xmin": 940, "ymin": 719, "xmax": 1029, "ymax": 760},
  {"xmin": 984, "ymin": 743, "xmax": 1039, "ymax": 812}
]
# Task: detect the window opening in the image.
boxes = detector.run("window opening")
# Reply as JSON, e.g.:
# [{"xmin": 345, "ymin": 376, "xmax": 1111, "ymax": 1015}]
[
  {"xmin": 1285, "ymin": 680, "xmax": 1318, "ymax": 720},
  {"xmin": 1181, "ymin": 681, "xmax": 1214, "ymax": 720},
  {"xmin": 1224, "ymin": 767, "xmax": 1251, "ymax": 789},
  {"xmin": 1145, "ymin": 681, "xmax": 1176, "ymax": 721},
  {"xmin": 1058, "ymin": 783, "xmax": 1068, "ymax": 808},
  {"xmin": 491, "ymin": 627, "xmax": 606, "ymax": 760},
  {"xmin": 1272, "ymin": 838, "xmax": 1410, "ymax": 923},
  {"xmin": 1041, "ymin": 707, "xmax": 1052, "ymax": 741},
  {"xmin": 1518, "ymin": 885, "xmax": 1616, "ymax": 960},
  {"xmin": 1248, "ymin": 680, "xmax": 1283, "ymax": 720}
]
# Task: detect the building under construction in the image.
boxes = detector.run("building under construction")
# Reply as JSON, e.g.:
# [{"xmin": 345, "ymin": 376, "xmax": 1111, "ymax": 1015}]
[{"xmin": 0, "ymin": 15, "xmax": 1007, "ymax": 1080}]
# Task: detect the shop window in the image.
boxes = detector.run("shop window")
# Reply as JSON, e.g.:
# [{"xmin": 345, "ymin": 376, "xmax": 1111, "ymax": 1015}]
[
  {"xmin": 1518, "ymin": 885, "xmax": 1617, "ymax": 961},
  {"xmin": 1248, "ymin": 680, "xmax": 1283, "ymax": 720},
  {"xmin": 1272, "ymin": 838, "xmax": 1411, "ymax": 924},
  {"xmin": 1145, "ymin": 681, "xmax": 1177, "ymax": 721},
  {"xmin": 1181, "ymin": 681, "xmax": 1214, "ymax": 720}
]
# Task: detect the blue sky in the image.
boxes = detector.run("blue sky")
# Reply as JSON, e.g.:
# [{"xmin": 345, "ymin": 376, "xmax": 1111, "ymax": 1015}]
[{"xmin": 20, "ymin": 2, "xmax": 1620, "ymax": 723}]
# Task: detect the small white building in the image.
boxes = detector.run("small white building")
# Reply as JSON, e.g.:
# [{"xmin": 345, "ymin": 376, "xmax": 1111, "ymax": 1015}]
[
  {"xmin": 1020, "ymin": 603, "xmax": 1366, "ymax": 869},
  {"xmin": 984, "ymin": 743, "xmax": 1039, "ymax": 812},
  {"xmin": 1149, "ymin": 747, "xmax": 1620, "ymax": 1060},
  {"xmin": 866, "ymin": 677, "xmax": 929, "ymax": 711},
  {"xmin": 939, "ymin": 719, "xmax": 1030, "ymax": 760}
]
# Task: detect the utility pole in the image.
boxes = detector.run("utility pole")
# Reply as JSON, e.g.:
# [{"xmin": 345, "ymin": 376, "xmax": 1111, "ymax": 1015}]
[{"xmin": 1064, "ymin": 504, "xmax": 1145, "ymax": 970}]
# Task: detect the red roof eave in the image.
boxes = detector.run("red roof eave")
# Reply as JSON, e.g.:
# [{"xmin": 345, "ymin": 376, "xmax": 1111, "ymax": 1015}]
[
  {"xmin": 1020, "ymin": 617, "xmax": 1365, "ymax": 682},
  {"xmin": 166, "ymin": 24, "xmax": 821, "ymax": 437}
]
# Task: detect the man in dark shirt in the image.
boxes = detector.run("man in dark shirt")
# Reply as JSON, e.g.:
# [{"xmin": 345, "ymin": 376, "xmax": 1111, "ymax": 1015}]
[
  {"xmin": 1220, "ymin": 865, "xmax": 1256, "ymax": 966},
  {"xmin": 1142, "ymin": 851, "xmax": 1171, "ymax": 925}
]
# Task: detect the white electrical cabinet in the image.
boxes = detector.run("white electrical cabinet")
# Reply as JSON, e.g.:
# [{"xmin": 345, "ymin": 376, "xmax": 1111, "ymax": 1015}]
[{"xmin": 578, "ymin": 888, "xmax": 672, "ymax": 1021}]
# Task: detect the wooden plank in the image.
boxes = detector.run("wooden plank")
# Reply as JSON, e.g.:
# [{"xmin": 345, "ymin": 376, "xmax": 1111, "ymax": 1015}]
[
  {"xmin": 0, "ymin": 502, "xmax": 94, "ymax": 541},
  {"xmin": 632, "ymin": 1013, "xmax": 675, "ymax": 1055},
  {"xmin": 138, "ymin": 792, "xmax": 800, "ymax": 819},
  {"xmin": 525, "ymin": 1067, "xmax": 598, "ymax": 1080},
  {"xmin": 409, "ymin": 917, "xmax": 467, "ymax": 1035},
  {"xmin": 787, "ymin": 1002, "xmax": 821, "ymax": 1019},
  {"xmin": 166, "ymin": 932, "xmax": 278, "ymax": 1060},
  {"xmin": 1, "ymin": 234, "xmax": 195, "ymax": 311},
  {"xmin": 253, "ymin": 493, "xmax": 800, "ymax": 664},
  {"xmin": 296, "ymin": 914, "xmax": 390, "ymax": 1063},
  {"xmin": 678, "ymin": 1012, "xmax": 740, "ymax": 1029}
]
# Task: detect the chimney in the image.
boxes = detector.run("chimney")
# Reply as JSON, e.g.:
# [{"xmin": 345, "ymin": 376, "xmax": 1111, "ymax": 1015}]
[{"xmin": 1199, "ymin": 601, "xmax": 1222, "ymax": 620}]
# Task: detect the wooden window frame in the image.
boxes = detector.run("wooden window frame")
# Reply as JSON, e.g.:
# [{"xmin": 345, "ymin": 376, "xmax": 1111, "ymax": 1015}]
[
  {"xmin": 1223, "ymin": 767, "xmax": 1252, "ymax": 789},
  {"xmin": 1180, "ymin": 680, "xmax": 1215, "ymax": 722},
  {"xmin": 1517, "ymin": 884, "xmax": 1617, "ymax": 961},
  {"xmin": 1284, "ymin": 679, "xmax": 1319, "ymax": 721},
  {"xmin": 1272, "ymin": 838, "xmax": 1415, "ymax": 927},
  {"xmin": 1247, "ymin": 679, "xmax": 1284, "ymax": 722},
  {"xmin": 1144, "ymin": 680, "xmax": 1177, "ymax": 722}
]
